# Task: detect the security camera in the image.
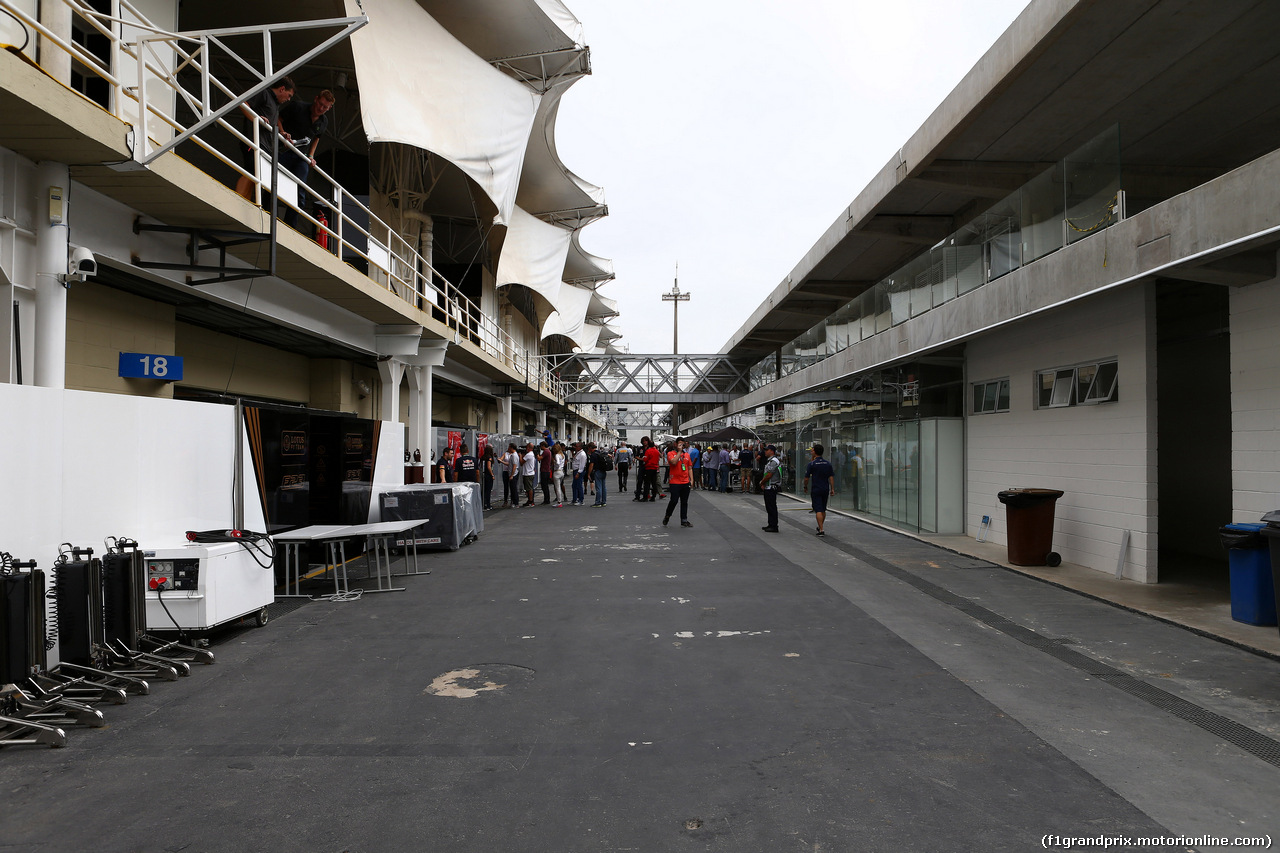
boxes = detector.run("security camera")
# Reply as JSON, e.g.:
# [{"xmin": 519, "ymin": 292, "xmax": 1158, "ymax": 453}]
[{"xmin": 66, "ymin": 246, "xmax": 96, "ymax": 282}]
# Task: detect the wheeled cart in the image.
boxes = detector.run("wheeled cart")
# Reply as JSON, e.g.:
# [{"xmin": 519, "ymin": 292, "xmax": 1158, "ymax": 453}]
[{"xmin": 143, "ymin": 542, "xmax": 275, "ymax": 637}]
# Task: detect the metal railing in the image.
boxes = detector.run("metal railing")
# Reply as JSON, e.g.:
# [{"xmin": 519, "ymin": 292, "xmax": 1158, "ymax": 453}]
[{"xmin": 1, "ymin": 0, "xmax": 568, "ymax": 403}]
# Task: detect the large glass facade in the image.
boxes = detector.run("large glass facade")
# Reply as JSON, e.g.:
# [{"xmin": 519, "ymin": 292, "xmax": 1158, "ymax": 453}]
[{"xmin": 749, "ymin": 358, "xmax": 965, "ymax": 534}]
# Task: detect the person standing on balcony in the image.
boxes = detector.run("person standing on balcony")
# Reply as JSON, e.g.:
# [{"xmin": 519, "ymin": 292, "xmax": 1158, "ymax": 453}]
[
  {"xmin": 279, "ymin": 89, "xmax": 335, "ymax": 227},
  {"xmin": 235, "ymin": 77, "xmax": 295, "ymax": 201}
]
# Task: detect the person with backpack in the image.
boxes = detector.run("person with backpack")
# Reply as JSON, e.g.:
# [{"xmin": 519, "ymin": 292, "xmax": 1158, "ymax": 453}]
[
  {"xmin": 614, "ymin": 443, "xmax": 633, "ymax": 492},
  {"xmin": 586, "ymin": 441, "xmax": 612, "ymax": 507}
]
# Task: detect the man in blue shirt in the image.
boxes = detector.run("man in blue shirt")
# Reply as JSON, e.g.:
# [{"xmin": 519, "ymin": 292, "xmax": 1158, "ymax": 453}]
[{"xmin": 803, "ymin": 444, "xmax": 836, "ymax": 537}]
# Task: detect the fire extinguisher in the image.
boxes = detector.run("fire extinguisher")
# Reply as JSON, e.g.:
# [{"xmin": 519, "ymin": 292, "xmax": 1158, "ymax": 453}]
[{"xmin": 315, "ymin": 208, "xmax": 329, "ymax": 250}]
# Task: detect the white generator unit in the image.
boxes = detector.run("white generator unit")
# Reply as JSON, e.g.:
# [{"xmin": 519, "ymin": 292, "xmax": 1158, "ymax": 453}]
[{"xmin": 142, "ymin": 541, "xmax": 274, "ymax": 635}]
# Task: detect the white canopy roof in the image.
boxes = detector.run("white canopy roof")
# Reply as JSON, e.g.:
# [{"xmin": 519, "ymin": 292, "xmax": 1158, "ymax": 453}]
[
  {"xmin": 496, "ymin": 206, "xmax": 574, "ymax": 310},
  {"xmin": 563, "ymin": 231, "xmax": 614, "ymax": 285},
  {"xmin": 544, "ymin": 310, "xmax": 602, "ymax": 352},
  {"xmin": 586, "ymin": 289, "xmax": 618, "ymax": 320},
  {"xmin": 345, "ymin": 0, "xmax": 539, "ymax": 225},
  {"xmin": 517, "ymin": 80, "xmax": 606, "ymax": 222},
  {"xmin": 415, "ymin": 0, "xmax": 584, "ymax": 66}
]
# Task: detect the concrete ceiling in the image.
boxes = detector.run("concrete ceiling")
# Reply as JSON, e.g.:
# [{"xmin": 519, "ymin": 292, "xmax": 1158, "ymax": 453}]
[{"xmin": 725, "ymin": 0, "xmax": 1280, "ymax": 364}]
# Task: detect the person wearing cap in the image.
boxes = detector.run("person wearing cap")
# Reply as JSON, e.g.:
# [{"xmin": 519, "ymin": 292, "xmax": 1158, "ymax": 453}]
[
  {"xmin": 803, "ymin": 444, "xmax": 837, "ymax": 537},
  {"xmin": 759, "ymin": 445, "xmax": 781, "ymax": 532}
]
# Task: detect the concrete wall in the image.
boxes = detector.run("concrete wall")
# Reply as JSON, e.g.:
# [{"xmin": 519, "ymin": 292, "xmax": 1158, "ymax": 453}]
[
  {"xmin": 1230, "ymin": 272, "xmax": 1280, "ymax": 522},
  {"xmin": 66, "ymin": 281, "xmax": 175, "ymax": 397},
  {"xmin": 965, "ymin": 283, "xmax": 1157, "ymax": 581},
  {"xmin": 176, "ymin": 323, "xmax": 310, "ymax": 403}
]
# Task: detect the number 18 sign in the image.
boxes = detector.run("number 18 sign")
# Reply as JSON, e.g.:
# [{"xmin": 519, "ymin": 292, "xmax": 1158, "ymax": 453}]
[{"xmin": 118, "ymin": 352, "xmax": 183, "ymax": 381}]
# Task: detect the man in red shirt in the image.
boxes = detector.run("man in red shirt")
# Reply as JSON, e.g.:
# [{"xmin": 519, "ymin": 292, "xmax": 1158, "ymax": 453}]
[
  {"xmin": 662, "ymin": 438, "xmax": 694, "ymax": 527},
  {"xmin": 642, "ymin": 441, "xmax": 661, "ymax": 501}
]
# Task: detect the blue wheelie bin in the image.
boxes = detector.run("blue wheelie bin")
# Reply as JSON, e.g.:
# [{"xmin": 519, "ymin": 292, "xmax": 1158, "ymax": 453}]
[{"xmin": 1220, "ymin": 522, "xmax": 1277, "ymax": 626}]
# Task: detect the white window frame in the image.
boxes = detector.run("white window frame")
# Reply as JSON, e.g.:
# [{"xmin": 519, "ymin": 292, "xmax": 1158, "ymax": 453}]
[
  {"xmin": 971, "ymin": 378, "xmax": 1010, "ymax": 414},
  {"xmin": 1036, "ymin": 359, "xmax": 1118, "ymax": 409}
]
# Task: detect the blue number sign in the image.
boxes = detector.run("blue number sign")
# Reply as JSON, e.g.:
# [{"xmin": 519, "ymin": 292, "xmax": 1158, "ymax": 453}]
[{"xmin": 118, "ymin": 352, "xmax": 184, "ymax": 381}]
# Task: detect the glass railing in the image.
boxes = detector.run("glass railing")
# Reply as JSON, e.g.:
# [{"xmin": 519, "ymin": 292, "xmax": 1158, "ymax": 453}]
[
  {"xmin": 4, "ymin": 0, "xmax": 569, "ymax": 404},
  {"xmin": 751, "ymin": 126, "xmax": 1121, "ymax": 393}
]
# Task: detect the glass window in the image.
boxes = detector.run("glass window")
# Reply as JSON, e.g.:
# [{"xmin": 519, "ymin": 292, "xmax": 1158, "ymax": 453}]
[
  {"xmin": 971, "ymin": 379, "xmax": 1010, "ymax": 414},
  {"xmin": 1037, "ymin": 360, "xmax": 1119, "ymax": 409},
  {"xmin": 1083, "ymin": 360, "xmax": 1119, "ymax": 403}
]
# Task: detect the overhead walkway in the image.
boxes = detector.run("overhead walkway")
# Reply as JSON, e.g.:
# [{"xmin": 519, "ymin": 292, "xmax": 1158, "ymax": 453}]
[{"xmin": 559, "ymin": 353, "xmax": 750, "ymax": 404}]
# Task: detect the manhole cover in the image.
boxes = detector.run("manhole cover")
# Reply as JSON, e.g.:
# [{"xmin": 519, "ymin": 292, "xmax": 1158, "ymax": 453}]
[{"xmin": 424, "ymin": 664, "xmax": 534, "ymax": 698}]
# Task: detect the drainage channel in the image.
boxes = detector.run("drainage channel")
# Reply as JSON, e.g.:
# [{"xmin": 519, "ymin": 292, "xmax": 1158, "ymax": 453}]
[{"xmin": 802, "ymin": 522, "xmax": 1280, "ymax": 770}]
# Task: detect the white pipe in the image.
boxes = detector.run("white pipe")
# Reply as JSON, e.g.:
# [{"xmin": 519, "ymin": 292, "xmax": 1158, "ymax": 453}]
[{"xmin": 34, "ymin": 161, "xmax": 69, "ymax": 390}]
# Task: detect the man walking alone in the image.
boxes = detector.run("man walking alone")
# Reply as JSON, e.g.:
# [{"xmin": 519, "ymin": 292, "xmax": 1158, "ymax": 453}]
[{"xmin": 803, "ymin": 444, "xmax": 836, "ymax": 536}]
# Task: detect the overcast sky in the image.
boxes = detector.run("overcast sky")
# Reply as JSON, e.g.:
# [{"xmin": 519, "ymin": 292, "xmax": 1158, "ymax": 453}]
[{"xmin": 556, "ymin": 0, "xmax": 1033, "ymax": 356}]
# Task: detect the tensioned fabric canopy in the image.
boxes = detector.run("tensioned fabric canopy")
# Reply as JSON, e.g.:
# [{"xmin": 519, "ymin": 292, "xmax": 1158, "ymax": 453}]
[
  {"xmin": 344, "ymin": 0, "xmax": 539, "ymax": 225},
  {"xmin": 517, "ymin": 80, "xmax": 606, "ymax": 219},
  {"xmin": 541, "ymin": 282, "xmax": 596, "ymax": 349},
  {"xmin": 495, "ymin": 206, "xmax": 573, "ymax": 310},
  {"xmin": 564, "ymin": 231, "xmax": 614, "ymax": 285}
]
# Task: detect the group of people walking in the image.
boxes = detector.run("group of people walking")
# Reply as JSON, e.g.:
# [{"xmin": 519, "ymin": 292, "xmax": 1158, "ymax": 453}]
[{"xmin": 429, "ymin": 435, "xmax": 838, "ymax": 537}]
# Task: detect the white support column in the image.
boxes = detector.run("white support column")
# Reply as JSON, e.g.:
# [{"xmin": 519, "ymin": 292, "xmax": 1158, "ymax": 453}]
[
  {"xmin": 406, "ymin": 366, "xmax": 426, "ymax": 459},
  {"xmin": 499, "ymin": 395, "xmax": 513, "ymax": 435},
  {"xmin": 377, "ymin": 358, "xmax": 405, "ymax": 424},
  {"xmin": 39, "ymin": 1, "xmax": 72, "ymax": 85},
  {"xmin": 35, "ymin": 161, "xmax": 69, "ymax": 389},
  {"xmin": 404, "ymin": 339, "xmax": 449, "ymax": 454}
]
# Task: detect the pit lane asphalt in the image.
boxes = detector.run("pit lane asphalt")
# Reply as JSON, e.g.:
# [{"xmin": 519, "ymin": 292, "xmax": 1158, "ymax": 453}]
[{"xmin": 1, "ymin": 489, "xmax": 1276, "ymax": 852}]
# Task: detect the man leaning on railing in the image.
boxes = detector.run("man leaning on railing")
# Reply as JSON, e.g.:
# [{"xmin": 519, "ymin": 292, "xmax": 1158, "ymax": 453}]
[{"xmin": 235, "ymin": 77, "xmax": 295, "ymax": 201}]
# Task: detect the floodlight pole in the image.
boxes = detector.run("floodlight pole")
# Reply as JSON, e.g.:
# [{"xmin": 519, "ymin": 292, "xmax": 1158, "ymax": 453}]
[{"xmin": 661, "ymin": 263, "xmax": 690, "ymax": 355}]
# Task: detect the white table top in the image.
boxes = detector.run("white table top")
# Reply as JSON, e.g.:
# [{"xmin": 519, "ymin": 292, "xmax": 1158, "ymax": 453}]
[
  {"xmin": 272, "ymin": 524, "xmax": 358, "ymax": 542},
  {"xmin": 341, "ymin": 519, "xmax": 428, "ymax": 536}
]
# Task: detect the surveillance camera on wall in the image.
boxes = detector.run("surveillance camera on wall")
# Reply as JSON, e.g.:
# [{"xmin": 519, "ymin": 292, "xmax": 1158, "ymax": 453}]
[{"xmin": 66, "ymin": 246, "xmax": 96, "ymax": 282}]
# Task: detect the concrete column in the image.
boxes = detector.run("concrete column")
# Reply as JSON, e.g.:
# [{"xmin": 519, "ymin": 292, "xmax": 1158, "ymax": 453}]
[
  {"xmin": 498, "ymin": 395, "xmax": 513, "ymax": 435},
  {"xmin": 39, "ymin": 1, "xmax": 72, "ymax": 85},
  {"xmin": 35, "ymin": 161, "xmax": 69, "ymax": 389},
  {"xmin": 377, "ymin": 359, "xmax": 405, "ymax": 424},
  {"xmin": 406, "ymin": 366, "xmax": 428, "ymax": 459},
  {"xmin": 404, "ymin": 339, "xmax": 448, "ymax": 452}
]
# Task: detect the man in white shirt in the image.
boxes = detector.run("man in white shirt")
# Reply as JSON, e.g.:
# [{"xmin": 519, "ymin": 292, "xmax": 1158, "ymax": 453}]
[
  {"xmin": 521, "ymin": 443, "xmax": 538, "ymax": 507},
  {"xmin": 571, "ymin": 442, "xmax": 588, "ymax": 505}
]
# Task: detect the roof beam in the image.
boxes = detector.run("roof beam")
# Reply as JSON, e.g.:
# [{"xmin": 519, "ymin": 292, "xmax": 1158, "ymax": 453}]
[
  {"xmin": 860, "ymin": 214, "xmax": 955, "ymax": 246},
  {"xmin": 1160, "ymin": 250, "xmax": 1277, "ymax": 287},
  {"xmin": 908, "ymin": 159, "xmax": 1055, "ymax": 199}
]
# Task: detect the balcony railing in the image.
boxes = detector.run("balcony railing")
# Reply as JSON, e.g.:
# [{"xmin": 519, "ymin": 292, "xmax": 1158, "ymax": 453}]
[{"xmin": 1, "ymin": 0, "xmax": 568, "ymax": 402}]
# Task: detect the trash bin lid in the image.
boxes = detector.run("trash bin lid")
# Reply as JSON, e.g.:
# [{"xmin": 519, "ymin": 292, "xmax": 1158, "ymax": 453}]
[
  {"xmin": 1224, "ymin": 522, "xmax": 1266, "ymax": 532},
  {"xmin": 1262, "ymin": 510, "xmax": 1280, "ymax": 527},
  {"xmin": 997, "ymin": 488, "xmax": 1065, "ymax": 507}
]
